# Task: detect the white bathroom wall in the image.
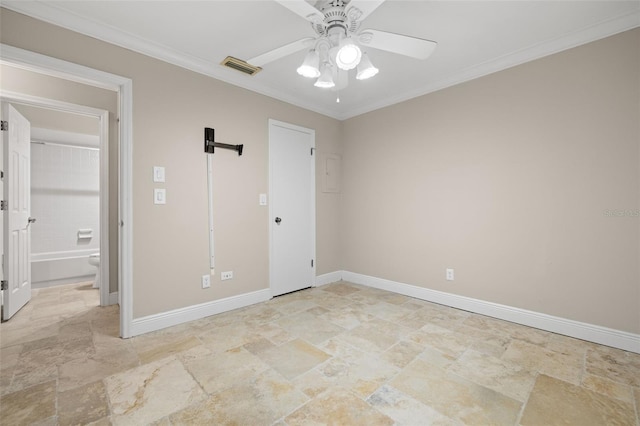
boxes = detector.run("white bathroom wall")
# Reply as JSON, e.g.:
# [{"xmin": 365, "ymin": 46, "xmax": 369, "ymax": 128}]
[{"xmin": 30, "ymin": 127, "xmax": 100, "ymax": 287}]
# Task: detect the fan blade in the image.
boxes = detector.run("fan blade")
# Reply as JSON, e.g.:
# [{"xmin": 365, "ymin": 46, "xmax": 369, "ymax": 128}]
[
  {"xmin": 345, "ymin": 0, "xmax": 385, "ymax": 21},
  {"xmin": 275, "ymin": 0, "xmax": 323, "ymax": 23},
  {"xmin": 359, "ymin": 29, "xmax": 437, "ymax": 60},
  {"xmin": 248, "ymin": 37, "xmax": 315, "ymax": 67}
]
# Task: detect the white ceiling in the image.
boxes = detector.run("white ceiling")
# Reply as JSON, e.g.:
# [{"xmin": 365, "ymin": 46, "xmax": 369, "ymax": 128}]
[{"xmin": 3, "ymin": 1, "xmax": 639, "ymax": 120}]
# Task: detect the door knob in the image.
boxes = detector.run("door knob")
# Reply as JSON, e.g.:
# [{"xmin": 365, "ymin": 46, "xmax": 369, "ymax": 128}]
[
  {"xmin": 27, "ymin": 217, "xmax": 36, "ymax": 227},
  {"xmin": 275, "ymin": 217, "xmax": 282, "ymax": 224}
]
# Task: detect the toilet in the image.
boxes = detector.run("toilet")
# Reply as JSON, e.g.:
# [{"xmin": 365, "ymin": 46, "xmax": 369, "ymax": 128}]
[{"xmin": 88, "ymin": 253, "xmax": 100, "ymax": 288}]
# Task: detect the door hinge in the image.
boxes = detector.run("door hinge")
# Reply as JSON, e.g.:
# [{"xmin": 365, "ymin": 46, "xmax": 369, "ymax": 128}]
[
  {"xmin": 311, "ymin": 259, "xmax": 314, "ymax": 268},
  {"xmin": 311, "ymin": 147, "xmax": 315, "ymax": 156},
  {"xmin": 0, "ymin": 121, "xmax": 7, "ymax": 131},
  {"xmin": 1, "ymin": 280, "xmax": 7, "ymax": 291},
  {"xmin": 0, "ymin": 200, "xmax": 7, "ymax": 211}
]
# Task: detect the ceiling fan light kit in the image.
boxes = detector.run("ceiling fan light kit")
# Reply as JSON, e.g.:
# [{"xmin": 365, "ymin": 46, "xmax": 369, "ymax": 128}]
[
  {"xmin": 356, "ymin": 52, "xmax": 379, "ymax": 80},
  {"xmin": 296, "ymin": 49, "xmax": 321, "ymax": 78},
  {"xmin": 314, "ymin": 63, "xmax": 336, "ymax": 88},
  {"xmin": 299, "ymin": 31, "xmax": 375, "ymax": 88},
  {"xmin": 246, "ymin": 0, "xmax": 437, "ymax": 94}
]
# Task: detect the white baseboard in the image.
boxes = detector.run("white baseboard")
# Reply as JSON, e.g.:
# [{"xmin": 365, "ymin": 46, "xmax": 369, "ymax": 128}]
[
  {"xmin": 108, "ymin": 291, "xmax": 119, "ymax": 306},
  {"xmin": 126, "ymin": 270, "xmax": 639, "ymax": 353},
  {"xmin": 333, "ymin": 270, "xmax": 639, "ymax": 354},
  {"xmin": 130, "ymin": 288, "xmax": 272, "ymax": 337},
  {"xmin": 315, "ymin": 271, "xmax": 343, "ymax": 287}
]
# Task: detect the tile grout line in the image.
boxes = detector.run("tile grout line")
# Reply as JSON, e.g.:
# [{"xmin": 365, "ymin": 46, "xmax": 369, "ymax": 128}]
[
  {"xmin": 5, "ymin": 281, "xmax": 639, "ymax": 424},
  {"xmin": 101, "ymin": 376, "xmax": 115, "ymax": 425},
  {"xmin": 268, "ymin": 290, "xmax": 396, "ymax": 423},
  {"xmin": 634, "ymin": 385, "xmax": 640, "ymax": 426},
  {"xmin": 515, "ymin": 371, "xmax": 540, "ymax": 425}
]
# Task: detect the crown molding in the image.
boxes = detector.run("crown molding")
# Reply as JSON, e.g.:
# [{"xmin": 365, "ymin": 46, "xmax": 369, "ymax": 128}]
[
  {"xmin": 1, "ymin": 2, "xmax": 341, "ymax": 120},
  {"xmin": 340, "ymin": 8, "xmax": 640, "ymax": 120},
  {"xmin": 3, "ymin": 3, "xmax": 638, "ymax": 121}
]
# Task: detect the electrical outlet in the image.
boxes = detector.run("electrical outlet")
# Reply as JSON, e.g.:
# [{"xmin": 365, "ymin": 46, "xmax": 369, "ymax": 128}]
[
  {"xmin": 201, "ymin": 274, "xmax": 211, "ymax": 289},
  {"xmin": 221, "ymin": 271, "xmax": 233, "ymax": 281},
  {"xmin": 446, "ymin": 268, "xmax": 454, "ymax": 281}
]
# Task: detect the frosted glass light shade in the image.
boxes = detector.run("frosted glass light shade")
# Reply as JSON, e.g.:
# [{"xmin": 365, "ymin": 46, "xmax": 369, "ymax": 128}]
[
  {"xmin": 314, "ymin": 64, "xmax": 335, "ymax": 88},
  {"xmin": 296, "ymin": 50, "xmax": 321, "ymax": 78},
  {"xmin": 356, "ymin": 52, "xmax": 379, "ymax": 80}
]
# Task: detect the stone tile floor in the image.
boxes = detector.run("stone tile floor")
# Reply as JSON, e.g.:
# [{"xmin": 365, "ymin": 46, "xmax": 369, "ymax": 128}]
[{"xmin": 1, "ymin": 281, "xmax": 639, "ymax": 425}]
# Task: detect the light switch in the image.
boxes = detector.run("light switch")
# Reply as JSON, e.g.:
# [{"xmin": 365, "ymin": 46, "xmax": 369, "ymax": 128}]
[
  {"xmin": 259, "ymin": 193, "xmax": 267, "ymax": 206},
  {"xmin": 154, "ymin": 188, "xmax": 166, "ymax": 204},
  {"xmin": 153, "ymin": 166, "xmax": 165, "ymax": 183}
]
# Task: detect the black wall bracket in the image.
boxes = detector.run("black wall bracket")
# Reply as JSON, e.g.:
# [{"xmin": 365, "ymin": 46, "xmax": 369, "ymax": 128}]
[{"xmin": 204, "ymin": 127, "xmax": 243, "ymax": 156}]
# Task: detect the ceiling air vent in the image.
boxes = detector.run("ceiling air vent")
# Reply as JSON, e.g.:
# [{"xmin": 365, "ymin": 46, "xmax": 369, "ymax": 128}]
[{"xmin": 221, "ymin": 56, "xmax": 262, "ymax": 76}]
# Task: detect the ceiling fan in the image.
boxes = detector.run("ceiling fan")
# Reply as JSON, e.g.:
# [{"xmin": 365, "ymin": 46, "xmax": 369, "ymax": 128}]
[{"xmin": 247, "ymin": 0, "xmax": 437, "ymax": 91}]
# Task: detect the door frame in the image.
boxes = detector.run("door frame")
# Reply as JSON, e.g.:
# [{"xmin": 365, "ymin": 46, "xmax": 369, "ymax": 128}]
[
  {"xmin": 0, "ymin": 43, "xmax": 134, "ymax": 338},
  {"xmin": 1, "ymin": 94, "xmax": 109, "ymax": 306},
  {"xmin": 268, "ymin": 119, "xmax": 316, "ymax": 296}
]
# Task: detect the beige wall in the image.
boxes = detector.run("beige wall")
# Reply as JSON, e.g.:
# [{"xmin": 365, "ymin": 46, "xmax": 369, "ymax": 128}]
[
  {"xmin": 12, "ymin": 103, "xmax": 99, "ymax": 136},
  {"xmin": 342, "ymin": 28, "xmax": 640, "ymax": 333},
  {"xmin": 0, "ymin": 63, "xmax": 119, "ymax": 294},
  {"xmin": 2, "ymin": 8, "xmax": 637, "ymax": 334},
  {"xmin": 1, "ymin": 8, "xmax": 343, "ymax": 318}
]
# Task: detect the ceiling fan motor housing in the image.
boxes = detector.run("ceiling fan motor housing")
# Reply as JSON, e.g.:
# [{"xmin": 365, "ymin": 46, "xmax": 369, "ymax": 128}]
[{"xmin": 312, "ymin": 0, "xmax": 359, "ymax": 38}]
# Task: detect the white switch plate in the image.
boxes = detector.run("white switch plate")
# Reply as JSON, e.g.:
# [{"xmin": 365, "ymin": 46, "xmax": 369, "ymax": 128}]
[
  {"xmin": 153, "ymin": 166, "xmax": 165, "ymax": 183},
  {"xmin": 201, "ymin": 274, "xmax": 211, "ymax": 289},
  {"xmin": 154, "ymin": 188, "xmax": 166, "ymax": 204},
  {"xmin": 221, "ymin": 271, "xmax": 233, "ymax": 281},
  {"xmin": 259, "ymin": 193, "xmax": 267, "ymax": 206},
  {"xmin": 446, "ymin": 268, "xmax": 454, "ymax": 281}
]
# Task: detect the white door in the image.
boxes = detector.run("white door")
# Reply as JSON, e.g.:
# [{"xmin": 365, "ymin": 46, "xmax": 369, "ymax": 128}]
[
  {"xmin": 269, "ymin": 119, "xmax": 315, "ymax": 296},
  {"xmin": 1, "ymin": 103, "xmax": 32, "ymax": 320}
]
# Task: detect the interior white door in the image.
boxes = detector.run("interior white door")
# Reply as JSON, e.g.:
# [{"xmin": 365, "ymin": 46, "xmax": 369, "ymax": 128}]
[
  {"xmin": 2, "ymin": 103, "xmax": 32, "ymax": 320},
  {"xmin": 269, "ymin": 119, "xmax": 315, "ymax": 297}
]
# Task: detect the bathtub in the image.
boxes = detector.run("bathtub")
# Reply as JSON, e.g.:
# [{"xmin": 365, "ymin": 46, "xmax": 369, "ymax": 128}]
[{"xmin": 31, "ymin": 249, "xmax": 97, "ymax": 288}]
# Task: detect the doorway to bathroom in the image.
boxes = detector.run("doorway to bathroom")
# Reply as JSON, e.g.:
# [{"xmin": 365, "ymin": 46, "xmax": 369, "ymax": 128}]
[
  {"xmin": 1, "ymin": 44, "xmax": 132, "ymax": 337},
  {"xmin": 24, "ymin": 105, "xmax": 103, "ymax": 292},
  {"xmin": 0, "ymin": 93, "xmax": 111, "ymax": 315}
]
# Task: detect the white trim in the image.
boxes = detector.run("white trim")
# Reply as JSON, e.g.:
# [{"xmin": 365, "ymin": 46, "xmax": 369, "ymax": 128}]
[
  {"xmin": 0, "ymin": 91, "xmax": 107, "ymax": 120},
  {"xmin": 118, "ymin": 80, "xmax": 133, "ymax": 338},
  {"xmin": 310, "ymin": 132, "xmax": 316, "ymax": 286},
  {"xmin": 0, "ymin": 43, "xmax": 134, "ymax": 338},
  {"xmin": 108, "ymin": 291, "xmax": 119, "ymax": 306},
  {"xmin": 315, "ymin": 271, "xmax": 342, "ymax": 287},
  {"xmin": 97, "ymin": 109, "xmax": 110, "ymax": 308},
  {"xmin": 336, "ymin": 271, "xmax": 640, "ymax": 354},
  {"xmin": 2, "ymin": 3, "xmax": 638, "ymax": 121},
  {"xmin": 130, "ymin": 288, "xmax": 272, "ymax": 337}
]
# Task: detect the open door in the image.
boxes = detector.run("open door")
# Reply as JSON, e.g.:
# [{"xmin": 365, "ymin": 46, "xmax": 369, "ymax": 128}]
[{"xmin": 1, "ymin": 103, "xmax": 32, "ymax": 320}]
